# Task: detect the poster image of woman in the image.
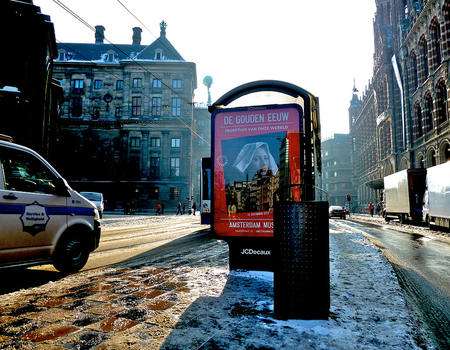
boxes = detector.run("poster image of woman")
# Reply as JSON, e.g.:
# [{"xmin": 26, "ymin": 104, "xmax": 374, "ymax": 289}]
[
  {"xmin": 221, "ymin": 132, "xmax": 284, "ymax": 213},
  {"xmin": 232, "ymin": 142, "xmax": 278, "ymax": 177}
]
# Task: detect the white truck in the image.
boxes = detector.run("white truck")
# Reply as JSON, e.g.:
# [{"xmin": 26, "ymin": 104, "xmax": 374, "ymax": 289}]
[
  {"xmin": 422, "ymin": 162, "xmax": 450, "ymax": 229},
  {"xmin": 383, "ymin": 169, "xmax": 427, "ymax": 224},
  {"xmin": 0, "ymin": 136, "xmax": 101, "ymax": 273}
]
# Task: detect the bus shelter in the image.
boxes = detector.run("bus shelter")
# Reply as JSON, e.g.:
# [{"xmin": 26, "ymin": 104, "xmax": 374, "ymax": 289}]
[{"xmin": 209, "ymin": 80, "xmax": 329, "ymax": 319}]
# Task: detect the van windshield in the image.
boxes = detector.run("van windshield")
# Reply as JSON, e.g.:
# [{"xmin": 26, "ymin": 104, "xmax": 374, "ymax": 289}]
[{"xmin": 81, "ymin": 193, "xmax": 101, "ymax": 201}]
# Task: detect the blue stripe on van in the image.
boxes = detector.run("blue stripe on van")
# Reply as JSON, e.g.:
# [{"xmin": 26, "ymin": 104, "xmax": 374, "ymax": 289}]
[
  {"xmin": 0, "ymin": 204, "xmax": 23, "ymax": 215},
  {"xmin": 0, "ymin": 204, "xmax": 93, "ymax": 216}
]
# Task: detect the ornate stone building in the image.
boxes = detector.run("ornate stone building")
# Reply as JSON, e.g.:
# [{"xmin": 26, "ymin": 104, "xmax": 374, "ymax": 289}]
[
  {"xmin": 53, "ymin": 22, "xmax": 211, "ymax": 211},
  {"xmin": 350, "ymin": 0, "xmax": 450, "ymax": 212}
]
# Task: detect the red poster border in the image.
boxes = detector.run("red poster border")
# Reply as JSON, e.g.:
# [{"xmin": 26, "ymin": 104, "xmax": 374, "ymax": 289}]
[{"xmin": 212, "ymin": 104, "xmax": 303, "ymax": 238}]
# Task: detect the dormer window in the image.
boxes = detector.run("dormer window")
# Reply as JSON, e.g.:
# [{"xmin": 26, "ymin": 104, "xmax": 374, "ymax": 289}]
[
  {"xmin": 154, "ymin": 49, "xmax": 163, "ymax": 60},
  {"xmin": 58, "ymin": 50, "xmax": 66, "ymax": 61},
  {"xmin": 107, "ymin": 50, "xmax": 115, "ymax": 62}
]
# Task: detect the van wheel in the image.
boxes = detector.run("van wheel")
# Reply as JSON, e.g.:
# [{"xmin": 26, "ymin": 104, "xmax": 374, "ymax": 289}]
[{"xmin": 53, "ymin": 231, "xmax": 89, "ymax": 274}]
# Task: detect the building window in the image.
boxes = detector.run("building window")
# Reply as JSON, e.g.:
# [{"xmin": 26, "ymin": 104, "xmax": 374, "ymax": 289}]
[
  {"xmin": 133, "ymin": 78, "xmax": 142, "ymax": 88},
  {"xmin": 413, "ymin": 54, "xmax": 418, "ymax": 90},
  {"xmin": 116, "ymin": 80, "xmax": 123, "ymax": 90},
  {"xmin": 115, "ymin": 107, "xmax": 122, "ymax": 118},
  {"xmin": 154, "ymin": 49, "xmax": 163, "ymax": 60},
  {"xmin": 107, "ymin": 52, "xmax": 114, "ymax": 62},
  {"xmin": 94, "ymin": 80, "xmax": 102, "ymax": 89},
  {"xmin": 414, "ymin": 104, "xmax": 423, "ymax": 139},
  {"xmin": 172, "ymin": 79, "xmax": 182, "ymax": 89},
  {"xmin": 198, "ymin": 132, "xmax": 205, "ymax": 145},
  {"xmin": 422, "ymin": 40, "xmax": 429, "ymax": 78},
  {"xmin": 171, "ymin": 138, "xmax": 181, "ymax": 147},
  {"xmin": 436, "ymin": 83, "xmax": 448, "ymax": 125},
  {"xmin": 152, "ymin": 97, "xmax": 162, "ymax": 116},
  {"xmin": 132, "ymin": 97, "xmax": 142, "ymax": 116},
  {"xmin": 153, "ymin": 79, "xmax": 162, "ymax": 88},
  {"xmin": 130, "ymin": 137, "xmax": 141, "ymax": 147},
  {"xmin": 198, "ymin": 120, "xmax": 205, "ymax": 127},
  {"xmin": 150, "ymin": 157, "xmax": 160, "ymax": 177},
  {"xmin": 74, "ymin": 79, "xmax": 84, "ymax": 89},
  {"xmin": 434, "ymin": 22, "xmax": 442, "ymax": 66},
  {"xmin": 170, "ymin": 187, "xmax": 180, "ymax": 200},
  {"xmin": 149, "ymin": 186, "xmax": 159, "ymax": 199},
  {"xmin": 72, "ymin": 97, "xmax": 82, "ymax": 117},
  {"xmin": 172, "ymin": 98, "xmax": 181, "ymax": 116},
  {"xmin": 58, "ymin": 51, "xmax": 66, "ymax": 61},
  {"xmin": 150, "ymin": 137, "xmax": 161, "ymax": 147},
  {"xmin": 92, "ymin": 107, "xmax": 100, "ymax": 119},
  {"xmin": 170, "ymin": 157, "xmax": 180, "ymax": 176},
  {"xmin": 425, "ymin": 96, "xmax": 434, "ymax": 132}
]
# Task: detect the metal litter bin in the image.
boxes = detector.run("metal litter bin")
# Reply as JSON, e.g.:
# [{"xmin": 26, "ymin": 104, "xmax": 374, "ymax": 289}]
[{"xmin": 273, "ymin": 185, "xmax": 329, "ymax": 320}]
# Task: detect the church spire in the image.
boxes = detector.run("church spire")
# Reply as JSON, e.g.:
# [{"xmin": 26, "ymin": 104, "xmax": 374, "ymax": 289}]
[{"xmin": 352, "ymin": 78, "xmax": 358, "ymax": 94}]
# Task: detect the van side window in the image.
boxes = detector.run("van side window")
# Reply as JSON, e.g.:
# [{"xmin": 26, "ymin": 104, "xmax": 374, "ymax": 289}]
[{"xmin": 0, "ymin": 148, "xmax": 58, "ymax": 194}]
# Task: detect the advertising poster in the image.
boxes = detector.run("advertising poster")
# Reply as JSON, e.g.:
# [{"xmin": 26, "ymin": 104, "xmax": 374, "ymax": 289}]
[{"xmin": 212, "ymin": 104, "xmax": 302, "ymax": 237}]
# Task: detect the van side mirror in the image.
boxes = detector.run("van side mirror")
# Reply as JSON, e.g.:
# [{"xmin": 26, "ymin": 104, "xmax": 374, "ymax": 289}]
[{"xmin": 54, "ymin": 178, "xmax": 70, "ymax": 197}]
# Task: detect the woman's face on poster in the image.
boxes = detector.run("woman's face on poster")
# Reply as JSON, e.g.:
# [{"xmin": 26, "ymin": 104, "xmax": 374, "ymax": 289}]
[{"xmin": 251, "ymin": 147, "xmax": 270, "ymax": 172}]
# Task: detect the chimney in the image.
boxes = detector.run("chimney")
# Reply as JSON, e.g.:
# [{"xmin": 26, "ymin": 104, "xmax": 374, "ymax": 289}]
[
  {"xmin": 95, "ymin": 25, "xmax": 105, "ymax": 44},
  {"xmin": 132, "ymin": 27, "xmax": 142, "ymax": 45}
]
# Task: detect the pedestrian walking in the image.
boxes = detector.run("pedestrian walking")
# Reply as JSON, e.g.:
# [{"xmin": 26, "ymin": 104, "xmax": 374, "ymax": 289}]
[
  {"xmin": 176, "ymin": 201, "xmax": 182, "ymax": 215},
  {"xmin": 161, "ymin": 202, "xmax": 165, "ymax": 215},
  {"xmin": 368, "ymin": 202, "xmax": 374, "ymax": 217},
  {"xmin": 182, "ymin": 203, "xmax": 186, "ymax": 214},
  {"xmin": 192, "ymin": 202, "xmax": 197, "ymax": 215},
  {"xmin": 156, "ymin": 203, "xmax": 162, "ymax": 215}
]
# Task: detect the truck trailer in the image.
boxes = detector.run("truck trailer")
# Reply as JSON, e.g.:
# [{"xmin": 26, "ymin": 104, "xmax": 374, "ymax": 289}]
[
  {"xmin": 383, "ymin": 169, "xmax": 427, "ymax": 224},
  {"xmin": 422, "ymin": 162, "xmax": 450, "ymax": 230}
]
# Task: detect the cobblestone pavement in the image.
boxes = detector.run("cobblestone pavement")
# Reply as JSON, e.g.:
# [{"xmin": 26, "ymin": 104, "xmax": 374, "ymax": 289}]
[{"xmin": 0, "ymin": 227, "xmax": 229, "ymax": 349}]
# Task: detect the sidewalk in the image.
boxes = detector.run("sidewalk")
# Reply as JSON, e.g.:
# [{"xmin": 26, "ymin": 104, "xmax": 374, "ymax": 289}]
[{"xmin": 0, "ymin": 219, "xmax": 433, "ymax": 349}]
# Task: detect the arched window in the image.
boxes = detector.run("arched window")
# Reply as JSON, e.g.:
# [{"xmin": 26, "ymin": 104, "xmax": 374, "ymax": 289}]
[
  {"xmin": 413, "ymin": 54, "xmax": 418, "ymax": 90},
  {"xmin": 427, "ymin": 148, "xmax": 437, "ymax": 167},
  {"xmin": 424, "ymin": 95, "xmax": 434, "ymax": 133},
  {"xmin": 432, "ymin": 20, "xmax": 442, "ymax": 68},
  {"xmin": 423, "ymin": 41, "xmax": 429, "ymax": 77},
  {"xmin": 436, "ymin": 82, "xmax": 448, "ymax": 125},
  {"xmin": 417, "ymin": 154, "xmax": 425, "ymax": 169},
  {"xmin": 442, "ymin": 2, "xmax": 450, "ymax": 58},
  {"xmin": 409, "ymin": 51, "xmax": 418, "ymax": 91},
  {"xmin": 440, "ymin": 141, "xmax": 450, "ymax": 163},
  {"xmin": 414, "ymin": 103, "xmax": 423, "ymax": 139},
  {"xmin": 420, "ymin": 38, "xmax": 429, "ymax": 81}
]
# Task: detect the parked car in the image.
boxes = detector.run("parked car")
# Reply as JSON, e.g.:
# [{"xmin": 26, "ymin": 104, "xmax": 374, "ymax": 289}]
[
  {"xmin": 329, "ymin": 206, "xmax": 346, "ymax": 219},
  {"xmin": 80, "ymin": 192, "xmax": 104, "ymax": 218}
]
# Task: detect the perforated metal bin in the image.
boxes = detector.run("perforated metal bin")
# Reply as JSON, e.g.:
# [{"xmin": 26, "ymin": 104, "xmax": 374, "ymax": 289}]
[{"xmin": 273, "ymin": 199, "xmax": 329, "ymax": 320}]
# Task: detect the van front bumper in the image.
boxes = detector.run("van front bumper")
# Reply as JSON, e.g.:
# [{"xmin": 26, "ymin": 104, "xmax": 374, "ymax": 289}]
[{"xmin": 93, "ymin": 219, "xmax": 101, "ymax": 251}]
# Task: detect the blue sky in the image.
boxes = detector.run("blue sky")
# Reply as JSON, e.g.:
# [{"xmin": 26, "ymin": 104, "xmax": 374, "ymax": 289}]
[{"xmin": 35, "ymin": 0, "xmax": 376, "ymax": 138}]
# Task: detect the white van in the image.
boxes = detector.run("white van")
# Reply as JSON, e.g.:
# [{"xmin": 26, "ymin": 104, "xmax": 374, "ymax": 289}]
[{"xmin": 0, "ymin": 137, "xmax": 101, "ymax": 273}]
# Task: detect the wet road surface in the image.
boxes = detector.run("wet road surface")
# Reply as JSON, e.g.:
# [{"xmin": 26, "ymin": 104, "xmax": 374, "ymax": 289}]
[{"xmin": 333, "ymin": 218, "xmax": 450, "ymax": 349}]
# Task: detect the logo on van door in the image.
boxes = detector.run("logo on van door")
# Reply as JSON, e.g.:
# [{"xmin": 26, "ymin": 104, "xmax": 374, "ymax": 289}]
[{"xmin": 20, "ymin": 201, "xmax": 50, "ymax": 236}]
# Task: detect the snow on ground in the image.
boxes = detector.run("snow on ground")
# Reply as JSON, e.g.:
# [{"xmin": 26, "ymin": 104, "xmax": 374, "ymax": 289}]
[{"xmin": 157, "ymin": 219, "xmax": 436, "ymax": 349}]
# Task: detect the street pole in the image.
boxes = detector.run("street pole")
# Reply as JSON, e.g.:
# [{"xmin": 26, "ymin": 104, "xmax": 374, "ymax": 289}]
[{"xmin": 189, "ymin": 98, "xmax": 194, "ymax": 215}]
